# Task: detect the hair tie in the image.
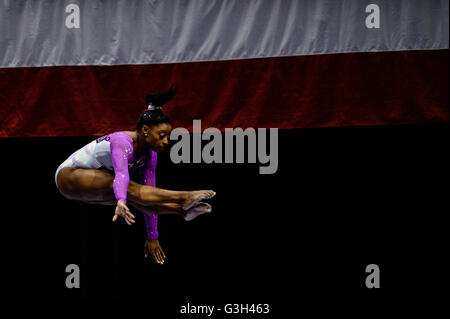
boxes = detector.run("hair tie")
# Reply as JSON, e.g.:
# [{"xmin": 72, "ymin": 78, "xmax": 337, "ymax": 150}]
[{"xmin": 147, "ymin": 103, "xmax": 162, "ymax": 111}]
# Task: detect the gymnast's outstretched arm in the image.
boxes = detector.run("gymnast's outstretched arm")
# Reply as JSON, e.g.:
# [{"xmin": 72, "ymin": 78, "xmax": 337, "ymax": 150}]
[
  {"xmin": 138, "ymin": 150, "xmax": 159, "ymax": 240},
  {"xmin": 109, "ymin": 134, "xmax": 215, "ymax": 225}
]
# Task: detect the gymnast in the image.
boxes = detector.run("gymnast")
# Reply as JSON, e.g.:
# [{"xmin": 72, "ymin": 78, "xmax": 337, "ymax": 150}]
[{"xmin": 54, "ymin": 85, "xmax": 215, "ymax": 264}]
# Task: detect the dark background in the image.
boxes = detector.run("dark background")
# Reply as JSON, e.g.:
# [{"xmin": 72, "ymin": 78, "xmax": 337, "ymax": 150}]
[{"xmin": 2, "ymin": 123, "xmax": 448, "ymax": 309}]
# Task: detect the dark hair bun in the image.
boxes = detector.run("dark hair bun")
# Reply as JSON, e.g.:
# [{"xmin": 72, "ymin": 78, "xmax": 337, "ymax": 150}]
[{"xmin": 144, "ymin": 84, "xmax": 177, "ymax": 108}]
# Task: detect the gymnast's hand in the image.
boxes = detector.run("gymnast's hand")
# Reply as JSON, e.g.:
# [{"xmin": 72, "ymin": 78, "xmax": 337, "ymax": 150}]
[
  {"xmin": 112, "ymin": 200, "xmax": 135, "ymax": 226},
  {"xmin": 144, "ymin": 239, "xmax": 166, "ymax": 264}
]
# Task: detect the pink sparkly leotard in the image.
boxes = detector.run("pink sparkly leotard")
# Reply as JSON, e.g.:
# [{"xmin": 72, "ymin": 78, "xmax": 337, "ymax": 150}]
[{"xmin": 55, "ymin": 131, "xmax": 159, "ymax": 239}]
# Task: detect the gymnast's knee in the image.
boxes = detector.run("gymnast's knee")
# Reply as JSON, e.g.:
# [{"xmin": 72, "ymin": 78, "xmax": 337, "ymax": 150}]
[
  {"xmin": 56, "ymin": 167, "xmax": 76, "ymax": 194},
  {"xmin": 127, "ymin": 180, "xmax": 143, "ymax": 201}
]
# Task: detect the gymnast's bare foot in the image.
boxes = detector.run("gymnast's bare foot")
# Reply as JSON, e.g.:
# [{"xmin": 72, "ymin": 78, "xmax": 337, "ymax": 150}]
[
  {"xmin": 182, "ymin": 190, "xmax": 216, "ymax": 210},
  {"xmin": 184, "ymin": 202, "xmax": 212, "ymax": 221}
]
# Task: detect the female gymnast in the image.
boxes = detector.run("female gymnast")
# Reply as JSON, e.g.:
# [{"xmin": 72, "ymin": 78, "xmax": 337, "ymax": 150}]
[{"xmin": 54, "ymin": 85, "xmax": 215, "ymax": 265}]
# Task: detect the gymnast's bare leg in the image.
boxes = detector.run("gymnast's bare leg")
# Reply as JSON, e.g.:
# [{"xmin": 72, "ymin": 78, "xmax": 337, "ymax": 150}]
[
  {"xmin": 57, "ymin": 167, "xmax": 215, "ymax": 211},
  {"xmin": 129, "ymin": 202, "xmax": 212, "ymax": 220}
]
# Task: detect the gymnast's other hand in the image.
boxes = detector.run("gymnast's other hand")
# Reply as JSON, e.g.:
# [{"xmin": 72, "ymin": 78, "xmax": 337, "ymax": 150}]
[
  {"xmin": 112, "ymin": 200, "xmax": 135, "ymax": 226},
  {"xmin": 144, "ymin": 239, "xmax": 166, "ymax": 264}
]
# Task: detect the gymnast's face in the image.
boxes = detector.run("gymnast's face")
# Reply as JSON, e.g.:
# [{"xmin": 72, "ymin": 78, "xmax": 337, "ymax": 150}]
[{"xmin": 144, "ymin": 122, "xmax": 172, "ymax": 152}]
